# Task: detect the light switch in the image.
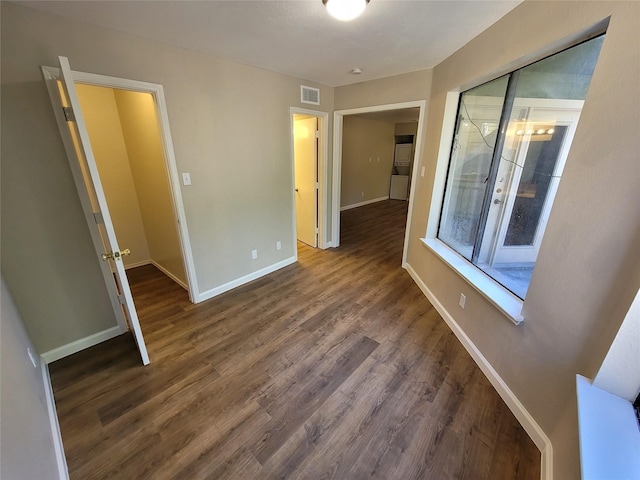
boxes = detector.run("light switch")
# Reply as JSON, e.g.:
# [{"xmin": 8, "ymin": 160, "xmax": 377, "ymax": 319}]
[{"xmin": 182, "ymin": 173, "xmax": 192, "ymax": 186}]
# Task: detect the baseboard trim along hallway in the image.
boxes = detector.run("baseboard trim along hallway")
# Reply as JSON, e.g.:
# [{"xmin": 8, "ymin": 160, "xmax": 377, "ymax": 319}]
[{"xmin": 405, "ymin": 262, "xmax": 553, "ymax": 480}]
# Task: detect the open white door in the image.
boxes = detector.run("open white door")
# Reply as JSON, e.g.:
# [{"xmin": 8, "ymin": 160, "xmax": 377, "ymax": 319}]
[
  {"xmin": 294, "ymin": 116, "xmax": 318, "ymax": 247},
  {"xmin": 52, "ymin": 56, "xmax": 150, "ymax": 365},
  {"xmin": 485, "ymin": 105, "xmax": 582, "ymax": 265}
]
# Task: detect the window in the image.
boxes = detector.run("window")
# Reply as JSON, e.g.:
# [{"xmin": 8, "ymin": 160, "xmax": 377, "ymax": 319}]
[{"xmin": 437, "ymin": 35, "xmax": 605, "ymax": 299}]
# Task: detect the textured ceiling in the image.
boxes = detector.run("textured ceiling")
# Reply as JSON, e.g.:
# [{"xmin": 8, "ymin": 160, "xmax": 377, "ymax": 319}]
[{"xmin": 21, "ymin": 0, "xmax": 522, "ymax": 87}]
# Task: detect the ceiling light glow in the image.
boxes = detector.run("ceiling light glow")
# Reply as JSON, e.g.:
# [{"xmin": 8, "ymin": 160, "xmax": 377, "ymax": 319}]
[{"xmin": 323, "ymin": 0, "xmax": 369, "ymax": 21}]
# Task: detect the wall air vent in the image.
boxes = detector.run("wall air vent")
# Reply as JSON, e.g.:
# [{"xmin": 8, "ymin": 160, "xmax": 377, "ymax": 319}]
[{"xmin": 301, "ymin": 85, "xmax": 320, "ymax": 105}]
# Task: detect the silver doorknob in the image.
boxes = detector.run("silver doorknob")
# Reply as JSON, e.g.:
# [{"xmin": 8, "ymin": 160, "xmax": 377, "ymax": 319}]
[{"xmin": 493, "ymin": 199, "xmax": 503, "ymax": 205}]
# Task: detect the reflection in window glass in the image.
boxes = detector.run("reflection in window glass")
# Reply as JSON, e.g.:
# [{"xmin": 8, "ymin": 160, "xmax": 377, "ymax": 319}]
[
  {"xmin": 438, "ymin": 35, "xmax": 605, "ymax": 299},
  {"xmin": 438, "ymin": 76, "xmax": 508, "ymax": 260}
]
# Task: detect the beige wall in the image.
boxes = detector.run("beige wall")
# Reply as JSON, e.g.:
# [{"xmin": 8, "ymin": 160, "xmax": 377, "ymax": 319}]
[
  {"xmin": 0, "ymin": 19, "xmax": 118, "ymax": 351},
  {"xmin": 404, "ymin": 2, "xmax": 640, "ymax": 479},
  {"xmin": 76, "ymin": 84, "xmax": 152, "ymax": 269},
  {"xmin": 114, "ymin": 89, "xmax": 186, "ymax": 284},
  {"xmin": 335, "ymin": 70, "xmax": 433, "ymax": 110},
  {"xmin": 394, "ymin": 122, "xmax": 418, "ymax": 137},
  {"xmin": 1, "ymin": 277, "xmax": 62, "ymax": 479},
  {"xmin": 341, "ymin": 116, "xmax": 395, "ymax": 207},
  {"xmin": 3, "ymin": 2, "xmax": 638, "ymax": 477},
  {"xmin": 1, "ymin": 1, "xmax": 333, "ymax": 351}
]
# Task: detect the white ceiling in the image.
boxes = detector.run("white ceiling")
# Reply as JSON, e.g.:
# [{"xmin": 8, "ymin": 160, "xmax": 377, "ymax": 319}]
[{"xmin": 21, "ymin": 0, "xmax": 522, "ymax": 87}]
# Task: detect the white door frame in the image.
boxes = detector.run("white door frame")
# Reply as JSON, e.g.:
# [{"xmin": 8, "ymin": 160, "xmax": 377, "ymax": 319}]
[
  {"xmin": 41, "ymin": 66, "xmax": 199, "ymax": 304},
  {"xmin": 331, "ymin": 100, "xmax": 427, "ymax": 266},
  {"xmin": 290, "ymin": 107, "xmax": 329, "ymax": 251},
  {"xmin": 483, "ymin": 99, "xmax": 583, "ymax": 265}
]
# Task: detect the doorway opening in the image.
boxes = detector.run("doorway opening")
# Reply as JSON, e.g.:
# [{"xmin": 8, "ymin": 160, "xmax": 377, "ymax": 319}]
[
  {"xmin": 75, "ymin": 84, "xmax": 188, "ymax": 289},
  {"xmin": 42, "ymin": 59, "xmax": 198, "ymax": 364},
  {"xmin": 290, "ymin": 108, "xmax": 329, "ymax": 254},
  {"xmin": 331, "ymin": 101, "xmax": 427, "ymax": 266}
]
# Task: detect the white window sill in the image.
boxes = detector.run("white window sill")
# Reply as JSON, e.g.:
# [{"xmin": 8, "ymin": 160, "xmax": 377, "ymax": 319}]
[
  {"xmin": 576, "ymin": 375, "xmax": 640, "ymax": 480},
  {"xmin": 421, "ymin": 238, "xmax": 524, "ymax": 325}
]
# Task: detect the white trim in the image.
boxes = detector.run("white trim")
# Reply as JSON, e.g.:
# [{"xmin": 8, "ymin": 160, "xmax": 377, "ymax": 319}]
[
  {"xmin": 331, "ymin": 100, "xmax": 427, "ymax": 267},
  {"xmin": 124, "ymin": 260, "xmax": 152, "ymax": 270},
  {"xmin": 405, "ymin": 262, "xmax": 553, "ymax": 480},
  {"xmin": 290, "ymin": 107, "xmax": 330, "ymax": 249},
  {"xmin": 40, "ymin": 65, "xmax": 199, "ymax": 304},
  {"xmin": 340, "ymin": 196, "xmax": 389, "ymax": 211},
  {"xmin": 196, "ymin": 256, "xmax": 296, "ymax": 303},
  {"xmin": 576, "ymin": 375, "xmax": 640, "ymax": 480},
  {"xmin": 151, "ymin": 260, "xmax": 188, "ymax": 290},
  {"xmin": 426, "ymin": 91, "xmax": 460, "ymax": 239},
  {"xmin": 331, "ymin": 111, "xmax": 343, "ymax": 247},
  {"xmin": 422, "ymin": 238, "xmax": 524, "ymax": 325},
  {"xmin": 124, "ymin": 260, "xmax": 187, "ymax": 291},
  {"xmin": 41, "ymin": 326, "xmax": 124, "ymax": 364},
  {"xmin": 41, "ymin": 359, "xmax": 70, "ymax": 480}
]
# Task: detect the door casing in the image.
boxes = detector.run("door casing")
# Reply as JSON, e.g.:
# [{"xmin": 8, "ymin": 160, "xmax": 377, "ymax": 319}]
[
  {"xmin": 331, "ymin": 101, "xmax": 427, "ymax": 266},
  {"xmin": 41, "ymin": 63, "xmax": 198, "ymax": 360},
  {"xmin": 289, "ymin": 107, "xmax": 329, "ymax": 251}
]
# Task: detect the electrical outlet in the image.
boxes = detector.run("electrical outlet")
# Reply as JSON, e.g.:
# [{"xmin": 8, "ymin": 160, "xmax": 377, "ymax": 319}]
[
  {"xmin": 276, "ymin": 241, "xmax": 282, "ymax": 251},
  {"xmin": 251, "ymin": 249, "xmax": 258, "ymax": 260},
  {"xmin": 361, "ymin": 191, "xmax": 365, "ymax": 198},
  {"xmin": 421, "ymin": 166, "xmax": 426, "ymax": 177},
  {"xmin": 459, "ymin": 293, "xmax": 466, "ymax": 309}
]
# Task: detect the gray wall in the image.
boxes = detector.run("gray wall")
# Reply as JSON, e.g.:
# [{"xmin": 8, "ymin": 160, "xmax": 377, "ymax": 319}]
[
  {"xmin": 1, "ymin": 277, "xmax": 64, "ymax": 479},
  {"xmin": 1, "ymin": 1, "xmax": 333, "ymax": 352}
]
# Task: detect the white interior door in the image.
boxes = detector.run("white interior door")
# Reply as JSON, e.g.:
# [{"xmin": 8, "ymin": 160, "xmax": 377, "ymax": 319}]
[
  {"xmin": 294, "ymin": 116, "xmax": 318, "ymax": 247},
  {"xmin": 53, "ymin": 56, "xmax": 150, "ymax": 365}
]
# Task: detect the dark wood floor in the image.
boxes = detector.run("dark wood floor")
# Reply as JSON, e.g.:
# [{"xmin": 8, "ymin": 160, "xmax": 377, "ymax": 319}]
[{"xmin": 49, "ymin": 199, "xmax": 540, "ymax": 479}]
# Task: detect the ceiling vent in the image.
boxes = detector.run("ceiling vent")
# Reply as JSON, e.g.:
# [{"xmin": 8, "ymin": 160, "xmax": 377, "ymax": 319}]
[{"xmin": 301, "ymin": 85, "xmax": 320, "ymax": 105}]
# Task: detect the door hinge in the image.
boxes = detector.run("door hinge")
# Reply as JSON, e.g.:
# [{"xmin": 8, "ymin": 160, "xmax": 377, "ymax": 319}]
[
  {"xmin": 315, "ymin": 226, "xmax": 319, "ymax": 234},
  {"xmin": 93, "ymin": 212, "xmax": 104, "ymax": 224},
  {"xmin": 315, "ymin": 130, "xmax": 320, "ymax": 139},
  {"xmin": 315, "ymin": 182, "xmax": 319, "ymax": 189},
  {"xmin": 62, "ymin": 106, "xmax": 75, "ymax": 122},
  {"xmin": 117, "ymin": 293, "xmax": 126, "ymax": 305}
]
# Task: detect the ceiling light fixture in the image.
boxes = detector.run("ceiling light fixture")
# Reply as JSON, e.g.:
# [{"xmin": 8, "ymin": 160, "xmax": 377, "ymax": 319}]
[{"xmin": 322, "ymin": 0, "xmax": 369, "ymax": 21}]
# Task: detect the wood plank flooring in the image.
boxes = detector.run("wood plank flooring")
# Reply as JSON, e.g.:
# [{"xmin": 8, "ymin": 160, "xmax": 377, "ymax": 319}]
[{"xmin": 49, "ymin": 199, "xmax": 540, "ymax": 479}]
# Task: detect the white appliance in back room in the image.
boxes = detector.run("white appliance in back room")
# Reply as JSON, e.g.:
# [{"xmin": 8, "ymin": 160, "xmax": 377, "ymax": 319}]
[{"xmin": 390, "ymin": 143, "xmax": 412, "ymax": 200}]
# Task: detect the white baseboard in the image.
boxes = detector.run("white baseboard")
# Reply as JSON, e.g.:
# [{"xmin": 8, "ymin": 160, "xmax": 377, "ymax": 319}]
[
  {"xmin": 196, "ymin": 256, "xmax": 297, "ymax": 303},
  {"xmin": 41, "ymin": 358, "xmax": 69, "ymax": 480},
  {"xmin": 124, "ymin": 259, "xmax": 189, "ymax": 291},
  {"xmin": 124, "ymin": 260, "xmax": 151, "ymax": 270},
  {"xmin": 340, "ymin": 196, "xmax": 389, "ymax": 211},
  {"xmin": 151, "ymin": 261, "xmax": 188, "ymax": 291},
  {"xmin": 41, "ymin": 326, "xmax": 124, "ymax": 364},
  {"xmin": 405, "ymin": 263, "xmax": 553, "ymax": 480}
]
